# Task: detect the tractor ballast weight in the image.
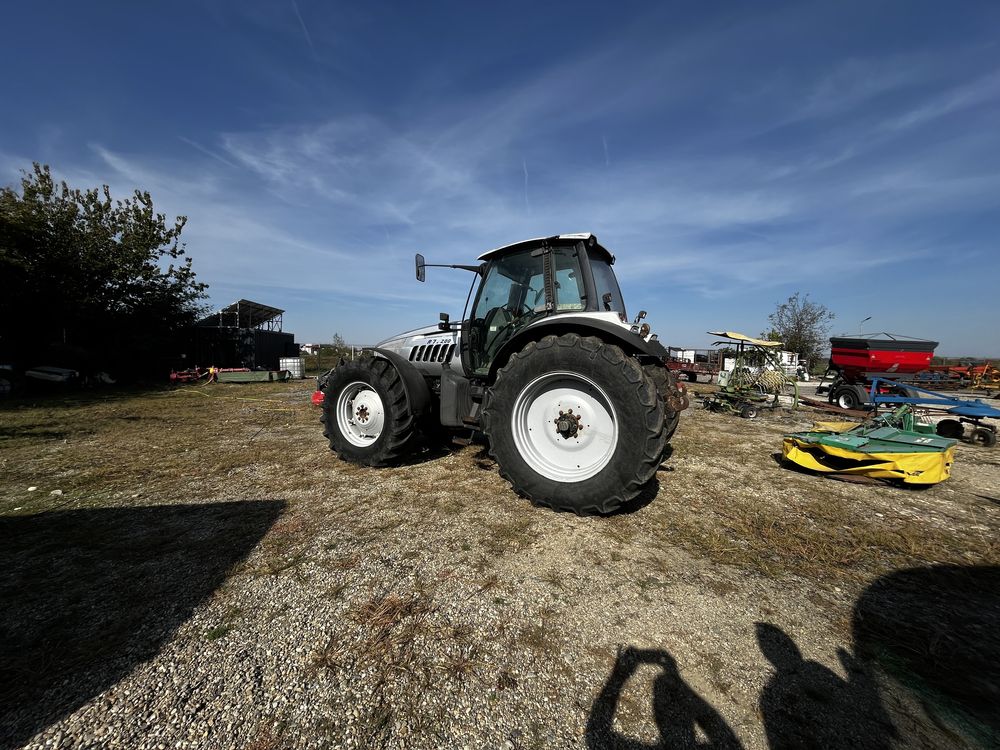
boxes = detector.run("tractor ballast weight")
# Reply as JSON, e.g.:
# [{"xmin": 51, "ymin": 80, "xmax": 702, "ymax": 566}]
[{"xmin": 318, "ymin": 233, "xmax": 688, "ymax": 514}]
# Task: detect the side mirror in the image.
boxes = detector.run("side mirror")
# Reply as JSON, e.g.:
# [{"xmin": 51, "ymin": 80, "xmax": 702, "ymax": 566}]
[
  {"xmin": 415, "ymin": 253, "xmax": 426, "ymax": 282},
  {"xmin": 438, "ymin": 312, "xmax": 450, "ymax": 331}
]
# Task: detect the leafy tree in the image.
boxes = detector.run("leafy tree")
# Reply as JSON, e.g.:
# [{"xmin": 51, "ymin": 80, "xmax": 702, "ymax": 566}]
[
  {"xmin": 762, "ymin": 292, "xmax": 835, "ymax": 366},
  {"xmin": 0, "ymin": 163, "xmax": 207, "ymax": 374}
]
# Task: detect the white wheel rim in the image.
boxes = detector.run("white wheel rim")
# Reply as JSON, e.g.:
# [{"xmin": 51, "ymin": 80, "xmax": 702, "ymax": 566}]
[
  {"xmin": 510, "ymin": 370, "xmax": 619, "ymax": 482},
  {"xmin": 336, "ymin": 381, "xmax": 385, "ymax": 447}
]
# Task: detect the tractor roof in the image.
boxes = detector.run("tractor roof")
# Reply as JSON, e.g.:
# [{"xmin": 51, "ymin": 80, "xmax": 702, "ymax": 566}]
[{"xmin": 477, "ymin": 233, "xmax": 614, "ymax": 263}]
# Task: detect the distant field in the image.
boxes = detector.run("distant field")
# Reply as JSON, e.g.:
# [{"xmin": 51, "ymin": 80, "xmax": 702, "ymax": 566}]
[{"xmin": 2, "ymin": 380, "xmax": 998, "ymax": 749}]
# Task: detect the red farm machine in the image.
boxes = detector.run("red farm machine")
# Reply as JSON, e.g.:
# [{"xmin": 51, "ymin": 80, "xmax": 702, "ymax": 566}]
[
  {"xmin": 817, "ymin": 333, "xmax": 939, "ymax": 410},
  {"xmin": 815, "ymin": 334, "xmax": 998, "ymax": 446}
]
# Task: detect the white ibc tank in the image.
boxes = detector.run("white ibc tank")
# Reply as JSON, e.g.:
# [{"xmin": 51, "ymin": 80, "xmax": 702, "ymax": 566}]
[{"xmin": 279, "ymin": 357, "xmax": 305, "ymax": 379}]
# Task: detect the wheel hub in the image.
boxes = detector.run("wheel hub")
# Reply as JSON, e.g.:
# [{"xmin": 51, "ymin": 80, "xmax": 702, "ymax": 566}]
[
  {"xmin": 336, "ymin": 382, "xmax": 386, "ymax": 447},
  {"xmin": 555, "ymin": 409, "xmax": 583, "ymax": 439},
  {"xmin": 509, "ymin": 371, "xmax": 618, "ymax": 483}
]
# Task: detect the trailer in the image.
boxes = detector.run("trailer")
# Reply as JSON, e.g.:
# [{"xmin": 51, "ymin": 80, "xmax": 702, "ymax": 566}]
[
  {"xmin": 665, "ymin": 347, "xmax": 722, "ymax": 383},
  {"xmin": 816, "ymin": 333, "xmax": 938, "ymax": 409}
]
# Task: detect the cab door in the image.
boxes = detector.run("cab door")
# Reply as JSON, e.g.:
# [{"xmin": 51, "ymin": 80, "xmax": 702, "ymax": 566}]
[{"xmin": 462, "ymin": 248, "xmax": 545, "ymax": 377}]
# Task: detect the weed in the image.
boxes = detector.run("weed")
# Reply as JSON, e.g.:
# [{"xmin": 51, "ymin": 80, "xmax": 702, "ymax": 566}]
[
  {"xmin": 472, "ymin": 573, "xmax": 501, "ymax": 596},
  {"xmin": 205, "ymin": 624, "xmax": 231, "ymax": 641},
  {"xmin": 539, "ymin": 570, "xmax": 567, "ymax": 591},
  {"xmin": 481, "ymin": 517, "xmax": 538, "ymax": 556},
  {"xmin": 496, "ymin": 670, "xmax": 519, "ymax": 691},
  {"xmin": 324, "ymin": 582, "xmax": 348, "ymax": 601},
  {"xmin": 518, "ymin": 623, "xmax": 551, "ymax": 652}
]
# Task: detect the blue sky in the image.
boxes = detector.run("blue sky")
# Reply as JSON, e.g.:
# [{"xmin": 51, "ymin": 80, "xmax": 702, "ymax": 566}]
[{"xmin": 2, "ymin": 1, "xmax": 999, "ymax": 356}]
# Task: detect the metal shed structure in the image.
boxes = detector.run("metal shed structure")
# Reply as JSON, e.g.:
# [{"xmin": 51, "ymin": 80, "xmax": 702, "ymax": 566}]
[
  {"xmin": 196, "ymin": 300, "xmax": 285, "ymax": 332},
  {"xmin": 185, "ymin": 299, "xmax": 296, "ymax": 369}
]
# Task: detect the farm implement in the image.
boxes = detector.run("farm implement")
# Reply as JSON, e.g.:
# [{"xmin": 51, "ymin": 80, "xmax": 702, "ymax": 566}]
[
  {"xmin": 700, "ymin": 331, "xmax": 798, "ymax": 419},
  {"xmin": 865, "ymin": 378, "xmax": 999, "ymax": 447},
  {"xmin": 169, "ymin": 367, "xmax": 292, "ymax": 384},
  {"xmin": 816, "ymin": 333, "xmax": 938, "ymax": 410},
  {"xmin": 783, "ymin": 406, "xmax": 957, "ymax": 485}
]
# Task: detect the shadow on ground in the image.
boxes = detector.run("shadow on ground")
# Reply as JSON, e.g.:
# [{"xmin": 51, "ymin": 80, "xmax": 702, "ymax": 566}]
[
  {"xmin": 0, "ymin": 500, "xmax": 285, "ymax": 749},
  {"xmin": 756, "ymin": 622, "xmax": 896, "ymax": 749},
  {"xmin": 585, "ymin": 622, "xmax": 906, "ymax": 750},
  {"xmin": 609, "ymin": 476, "xmax": 662, "ymax": 517},
  {"xmin": 585, "ymin": 646, "xmax": 743, "ymax": 749},
  {"xmin": 853, "ymin": 564, "xmax": 1000, "ymax": 748}
]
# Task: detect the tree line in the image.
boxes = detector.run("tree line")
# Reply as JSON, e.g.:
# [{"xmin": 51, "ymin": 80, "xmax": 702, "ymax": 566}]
[{"xmin": 0, "ymin": 163, "xmax": 207, "ymax": 377}]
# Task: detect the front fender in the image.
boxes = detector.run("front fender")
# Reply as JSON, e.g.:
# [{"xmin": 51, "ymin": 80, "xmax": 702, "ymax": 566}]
[{"xmin": 372, "ymin": 348, "xmax": 432, "ymax": 416}]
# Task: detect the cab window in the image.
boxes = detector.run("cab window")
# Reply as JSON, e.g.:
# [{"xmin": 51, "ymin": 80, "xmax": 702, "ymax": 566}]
[
  {"xmin": 589, "ymin": 249, "xmax": 626, "ymax": 317},
  {"xmin": 552, "ymin": 246, "xmax": 585, "ymax": 311}
]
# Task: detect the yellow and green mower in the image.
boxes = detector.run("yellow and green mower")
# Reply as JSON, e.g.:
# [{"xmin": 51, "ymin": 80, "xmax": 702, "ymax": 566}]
[{"xmin": 782, "ymin": 407, "xmax": 957, "ymax": 485}]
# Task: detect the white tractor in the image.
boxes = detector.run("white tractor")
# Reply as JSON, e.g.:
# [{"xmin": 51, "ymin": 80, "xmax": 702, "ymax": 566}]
[{"xmin": 316, "ymin": 233, "xmax": 688, "ymax": 514}]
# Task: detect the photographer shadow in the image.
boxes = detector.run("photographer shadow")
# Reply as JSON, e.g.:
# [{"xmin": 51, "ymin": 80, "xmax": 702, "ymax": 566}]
[
  {"xmin": 756, "ymin": 622, "xmax": 896, "ymax": 749},
  {"xmin": 586, "ymin": 646, "xmax": 743, "ymax": 749}
]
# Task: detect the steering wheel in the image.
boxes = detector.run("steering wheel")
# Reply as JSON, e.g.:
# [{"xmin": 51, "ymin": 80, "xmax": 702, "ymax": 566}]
[
  {"xmin": 483, "ymin": 305, "xmax": 515, "ymax": 333},
  {"xmin": 528, "ymin": 286, "xmax": 545, "ymax": 310}
]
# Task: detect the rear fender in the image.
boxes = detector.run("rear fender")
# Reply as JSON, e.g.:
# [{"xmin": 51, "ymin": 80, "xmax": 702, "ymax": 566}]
[{"xmin": 488, "ymin": 317, "xmax": 664, "ymax": 381}]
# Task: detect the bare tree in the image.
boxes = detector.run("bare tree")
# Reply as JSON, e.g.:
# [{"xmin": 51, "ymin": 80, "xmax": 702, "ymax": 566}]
[
  {"xmin": 329, "ymin": 332, "xmax": 352, "ymax": 360},
  {"xmin": 763, "ymin": 293, "xmax": 835, "ymax": 367}
]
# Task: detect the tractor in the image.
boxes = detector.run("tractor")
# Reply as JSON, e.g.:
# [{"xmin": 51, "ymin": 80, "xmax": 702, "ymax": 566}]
[{"xmin": 316, "ymin": 233, "xmax": 688, "ymax": 514}]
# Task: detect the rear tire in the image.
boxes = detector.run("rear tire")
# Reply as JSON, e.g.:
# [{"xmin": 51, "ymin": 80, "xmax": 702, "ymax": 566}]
[
  {"xmin": 740, "ymin": 403, "xmax": 759, "ymax": 419},
  {"xmin": 321, "ymin": 356, "xmax": 418, "ymax": 466},
  {"xmin": 969, "ymin": 426, "xmax": 997, "ymax": 448},
  {"xmin": 935, "ymin": 419, "xmax": 964, "ymax": 439},
  {"xmin": 643, "ymin": 364, "xmax": 683, "ymax": 443},
  {"xmin": 482, "ymin": 334, "xmax": 666, "ymax": 514},
  {"xmin": 833, "ymin": 385, "xmax": 867, "ymax": 410}
]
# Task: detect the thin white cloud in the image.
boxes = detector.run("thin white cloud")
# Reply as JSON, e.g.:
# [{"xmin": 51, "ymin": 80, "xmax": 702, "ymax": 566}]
[
  {"xmin": 178, "ymin": 136, "xmax": 239, "ymax": 169},
  {"xmin": 289, "ymin": 0, "xmax": 319, "ymax": 62},
  {"xmin": 881, "ymin": 69, "xmax": 1000, "ymax": 131}
]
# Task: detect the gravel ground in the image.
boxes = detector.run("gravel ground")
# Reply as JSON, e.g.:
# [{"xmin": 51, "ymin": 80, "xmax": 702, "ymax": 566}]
[{"xmin": 1, "ymin": 379, "xmax": 998, "ymax": 749}]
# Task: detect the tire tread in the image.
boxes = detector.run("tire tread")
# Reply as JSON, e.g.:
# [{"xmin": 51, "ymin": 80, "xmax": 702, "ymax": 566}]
[
  {"xmin": 482, "ymin": 333, "xmax": 667, "ymax": 515},
  {"xmin": 321, "ymin": 356, "xmax": 417, "ymax": 466}
]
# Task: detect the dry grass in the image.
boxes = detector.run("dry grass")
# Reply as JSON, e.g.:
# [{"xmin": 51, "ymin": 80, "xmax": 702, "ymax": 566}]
[
  {"xmin": 626, "ymin": 403, "xmax": 1000, "ymax": 587},
  {"xmin": 3, "ymin": 380, "xmax": 996, "ymax": 592},
  {"xmin": 0, "ymin": 382, "xmax": 318, "ymax": 514},
  {"xmin": 3, "ymin": 379, "xmax": 999, "ymax": 748}
]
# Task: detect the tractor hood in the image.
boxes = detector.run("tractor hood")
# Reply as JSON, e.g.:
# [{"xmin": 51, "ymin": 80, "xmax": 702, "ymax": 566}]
[{"xmin": 376, "ymin": 325, "xmax": 460, "ymax": 374}]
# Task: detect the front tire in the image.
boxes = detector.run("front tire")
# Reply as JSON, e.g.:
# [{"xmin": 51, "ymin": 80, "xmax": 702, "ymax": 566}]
[
  {"xmin": 481, "ymin": 334, "xmax": 666, "ymax": 514},
  {"xmin": 321, "ymin": 356, "xmax": 417, "ymax": 466}
]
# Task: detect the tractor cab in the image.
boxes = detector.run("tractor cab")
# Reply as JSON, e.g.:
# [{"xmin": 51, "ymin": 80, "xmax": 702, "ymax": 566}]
[{"xmin": 463, "ymin": 234, "xmax": 626, "ymax": 375}]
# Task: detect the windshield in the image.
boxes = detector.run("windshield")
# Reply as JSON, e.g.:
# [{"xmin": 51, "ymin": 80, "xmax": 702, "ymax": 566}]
[
  {"xmin": 589, "ymin": 249, "xmax": 626, "ymax": 318},
  {"xmin": 468, "ymin": 249, "xmax": 545, "ymax": 374}
]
